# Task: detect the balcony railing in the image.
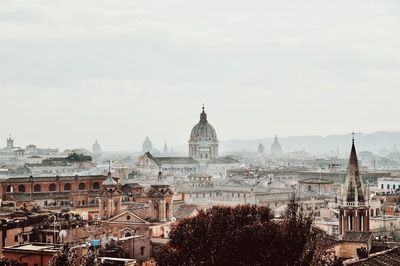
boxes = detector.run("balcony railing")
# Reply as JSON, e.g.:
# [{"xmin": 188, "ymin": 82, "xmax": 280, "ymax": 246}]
[{"xmin": 345, "ymin": 201, "xmax": 366, "ymax": 207}]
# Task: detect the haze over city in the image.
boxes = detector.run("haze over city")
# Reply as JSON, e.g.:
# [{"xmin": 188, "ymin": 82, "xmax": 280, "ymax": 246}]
[
  {"xmin": 1, "ymin": 0, "xmax": 400, "ymax": 151},
  {"xmin": 3, "ymin": 1, "xmax": 400, "ymax": 265}
]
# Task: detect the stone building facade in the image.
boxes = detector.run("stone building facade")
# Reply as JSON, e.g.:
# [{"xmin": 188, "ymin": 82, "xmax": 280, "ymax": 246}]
[{"xmin": 0, "ymin": 174, "xmax": 106, "ymax": 207}]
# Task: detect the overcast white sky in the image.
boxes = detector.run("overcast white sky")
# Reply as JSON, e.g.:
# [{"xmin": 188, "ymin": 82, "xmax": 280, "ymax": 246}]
[{"xmin": 0, "ymin": 0, "xmax": 399, "ymax": 151}]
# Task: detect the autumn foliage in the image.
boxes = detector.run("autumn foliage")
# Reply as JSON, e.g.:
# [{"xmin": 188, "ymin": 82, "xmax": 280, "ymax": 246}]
[{"xmin": 155, "ymin": 197, "xmax": 335, "ymax": 266}]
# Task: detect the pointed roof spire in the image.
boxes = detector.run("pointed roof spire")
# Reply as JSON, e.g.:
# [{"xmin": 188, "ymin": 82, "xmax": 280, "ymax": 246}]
[
  {"xmin": 103, "ymin": 161, "xmax": 117, "ymax": 187},
  {"xmin": 343, "ymin": 135, "xmax": 365, "ymax": 204}
]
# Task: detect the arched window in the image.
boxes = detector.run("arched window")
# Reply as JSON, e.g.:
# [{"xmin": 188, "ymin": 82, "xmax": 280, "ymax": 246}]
[
  {"xmin": 308, "ymin": 185, "xmax": 312, "ymax": 192},
  {"xmin": 49, "ymin": 183, "xmax": 57, "ymax": 191},
  {"xmin": 6, "ymin": 185, "xmax": 14, "ymax": 193},
  {"xmin": 18, "ymin": 185, "xmax": 25, "ymax": 193},
  {"xmin": 64, "ymin": 183, "xmax": 71, "ymax": 191},
  {"xmin": 34, "ymin": 184, "xmax": 41, "ymax": 192},
  {"xmin": 79, "ymin": 182, "xmax": 85, "ymax": 190},
  {"xmin": 93, "ymin": 182, "xmax": 100, "ymax": 190},
  {"xmin": 125, "ymin": 232, "xmax": 132, "ymax": 237}
]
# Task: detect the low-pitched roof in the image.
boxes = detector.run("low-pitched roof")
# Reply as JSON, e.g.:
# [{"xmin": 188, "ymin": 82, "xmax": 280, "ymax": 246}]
[
  {"xmin": 346, "ymin": 247, "xmax": 400, "ymax": 265},
  {"xmin": 173, "ymin": 204, "xmax": 198, "ymax": 220},
  {"xmin": 298, "ymin": 178, "xmax": 334, "ymax": 184},
  {"xmin": 206, "ymin": 156, "xmax": 240, "ymax": 164},
  {"xmin": 154, "ymin": 156, "xmax": 199, "ymax": 165},
  {"xmin": 341, "ymin": 231, "xmax": 373, "ymax": 243}
]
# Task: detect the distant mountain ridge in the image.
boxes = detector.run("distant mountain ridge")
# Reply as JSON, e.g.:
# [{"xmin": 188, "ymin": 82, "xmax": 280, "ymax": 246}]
[{"xmin": 219, "ymin": 131, "xmax": 400, "ymax": 156}]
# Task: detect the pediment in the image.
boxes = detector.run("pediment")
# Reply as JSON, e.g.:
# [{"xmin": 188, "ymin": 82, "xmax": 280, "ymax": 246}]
[
  {"xmin": 108, "ymin": 210, "xmax": 148, "ymax": 224},
  {"xmin": 147, "ymin": 188, "xmax": 174, "ymax": 197}
]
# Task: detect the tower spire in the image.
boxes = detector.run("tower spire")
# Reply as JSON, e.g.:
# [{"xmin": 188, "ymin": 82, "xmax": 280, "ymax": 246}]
[{"xmin": 338, "ymin": 135, "xmax": 370, "ymax": 234}]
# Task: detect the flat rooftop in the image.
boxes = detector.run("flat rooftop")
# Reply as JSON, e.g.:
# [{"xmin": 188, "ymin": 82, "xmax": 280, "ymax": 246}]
[{"xmin": 3, "ymin": 243, "xmax": 61, "ymax": 253}]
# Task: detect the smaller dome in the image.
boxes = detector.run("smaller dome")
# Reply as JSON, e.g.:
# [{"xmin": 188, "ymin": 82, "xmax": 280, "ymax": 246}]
[
  {"xmin": 142, "ymin": 136, "xmax": 153, "ymax": 152},
  {"xmin": 271, "ymin": 135, "xmax": 283, "ymax": 155},
  {"xmin": 102, "ymin": 171, "xmax": 117, "ymax": 186}
]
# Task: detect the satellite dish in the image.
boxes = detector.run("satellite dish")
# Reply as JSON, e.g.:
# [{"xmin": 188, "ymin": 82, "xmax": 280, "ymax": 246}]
[{"xmin": 59, "ymin": 230, "xmax": 67, "ymax": 242}]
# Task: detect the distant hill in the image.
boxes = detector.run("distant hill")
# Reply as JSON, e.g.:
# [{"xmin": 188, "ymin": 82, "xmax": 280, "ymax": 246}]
[{"xmin": 218, "ymin": 131, "xmax": 400, "ymax": 156}]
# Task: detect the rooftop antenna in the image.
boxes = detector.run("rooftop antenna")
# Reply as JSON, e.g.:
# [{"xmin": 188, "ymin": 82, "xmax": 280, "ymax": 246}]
[
  {"xmin": 108, "ymin": 160, "xmax": 112, "ymax": 174},
  {"xmin": 352, "ymin": 132, "xmax": 355, "ymax": 145}
]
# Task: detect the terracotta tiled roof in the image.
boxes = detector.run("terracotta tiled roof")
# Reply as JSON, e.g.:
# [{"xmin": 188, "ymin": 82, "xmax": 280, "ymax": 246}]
[
  {"xmin": 341, "ymin": 231, "xmax": 373, "ymax": 243},
  {"xmin": 127, "ymin": 203, "xmax": 151, "ymax": 219},
  {"xmin": 346, "ymin": 247, "xmax": 400, "ymax": 265},
  {"xmin": 173, "ymin": 204, "xmax": 198, "ymax": 220}
]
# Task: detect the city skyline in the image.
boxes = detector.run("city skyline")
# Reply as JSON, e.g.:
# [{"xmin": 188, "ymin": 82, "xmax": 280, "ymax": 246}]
[{"xmin": 1, "ymin": 0, "xmax": 400, "ymax": 150}]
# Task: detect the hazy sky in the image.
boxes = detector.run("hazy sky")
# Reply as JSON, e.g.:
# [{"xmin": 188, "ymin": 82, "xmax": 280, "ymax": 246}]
[{"xmin": 1, "ymin": 0, "xmax": 400, "ymax": 151}]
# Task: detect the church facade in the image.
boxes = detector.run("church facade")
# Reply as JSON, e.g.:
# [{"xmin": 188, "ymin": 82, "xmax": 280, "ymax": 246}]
[{"xmin": 136, "ymin": 107, "xmax": 240, "ymax": 179}]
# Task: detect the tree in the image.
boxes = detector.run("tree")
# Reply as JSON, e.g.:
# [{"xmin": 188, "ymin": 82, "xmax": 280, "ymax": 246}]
[
  {"xmin": 81, "ymin": 249, "xmax": 102, "ymax": 266},
  {"xmin": 0, "ymin": 257, "xmax": 24, "ymax": 266},
  {"xmin": 48, "ymin": 245, "xmax": 76, "ymax": 266},
  {"xmin": 155, "ymin": 196, "xmax": 335, "ymax": 266}
]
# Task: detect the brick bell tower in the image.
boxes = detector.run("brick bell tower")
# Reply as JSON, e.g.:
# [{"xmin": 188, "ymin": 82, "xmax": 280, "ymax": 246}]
[
  {"xmin": 99, "ymin": 170, "xmax": 121, "ymax": 220},
  {"xmin": 339, "ymin": 135, "xmax": 370, "ymax": 235}
]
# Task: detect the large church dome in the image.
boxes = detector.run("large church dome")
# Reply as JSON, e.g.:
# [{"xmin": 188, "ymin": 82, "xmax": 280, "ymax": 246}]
[{"xmin": 190, "ymin": 107, "xmax": 218, "ymax": 141}]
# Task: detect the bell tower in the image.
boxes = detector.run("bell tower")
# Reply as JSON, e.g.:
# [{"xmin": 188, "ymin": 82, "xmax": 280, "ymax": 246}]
[
  {"xmin": 99, "ymin": 171, "xmax": 121, "ymax": 220},
  {"xmin": 146, "ymin": 182, "xmax": 174, "ymax": 222},
  {"xmin": 339, "ymin": 135, "xmax": 370, "ymax": 235},
  {"xmin": 6, "ymin": 135, "xmax": 13, "ymax": 149}
]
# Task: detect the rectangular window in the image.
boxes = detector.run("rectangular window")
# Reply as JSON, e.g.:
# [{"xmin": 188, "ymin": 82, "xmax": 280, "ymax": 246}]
[
  {"xmin": 381, "ymin": 184, "xmax": 384, "ymax": 189},
  {"xmin": 388, "ymin": 184, "xmax": 390, "ymax": 189},
  {"xmin": 14, "ymin": 235, "xmax": 18, "ymax": 242},
  {"xmin": 394, "ymin": 185, "xmax": 396, "ymax": 189}
]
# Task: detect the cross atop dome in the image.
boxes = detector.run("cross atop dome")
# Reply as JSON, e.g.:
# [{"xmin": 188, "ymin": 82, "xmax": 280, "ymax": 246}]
[{"xmin": 200, "ymin": 105, "xmax": 207, "ymax": 122}]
